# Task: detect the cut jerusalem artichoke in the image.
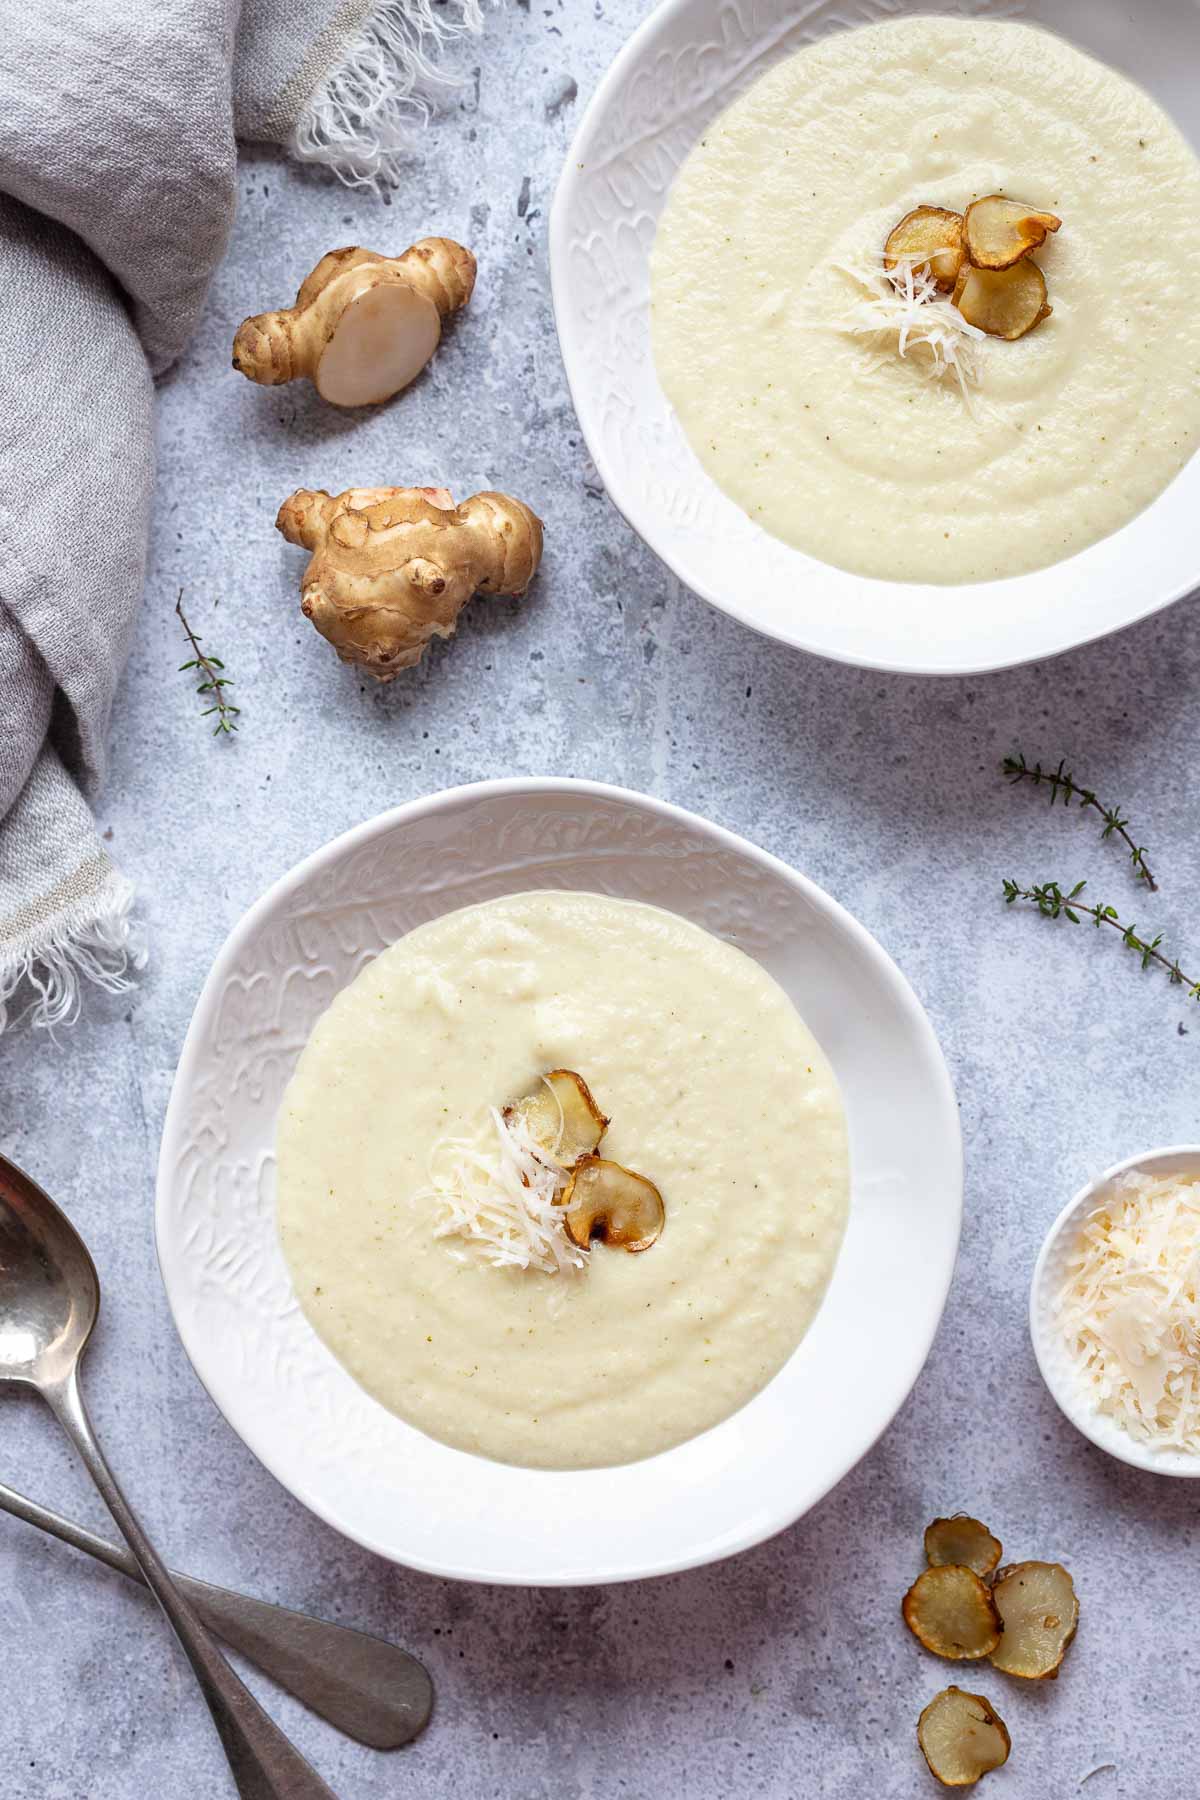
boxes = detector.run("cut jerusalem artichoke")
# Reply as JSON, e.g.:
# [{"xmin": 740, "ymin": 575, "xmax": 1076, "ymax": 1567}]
[
  {"xmin": 884, "ymin": 206, "xmax": 965, "ymax": 290},
  {"xmin": 952, "ymin": 259, "xmax": 1051, "ymax": 341},
  {"xmin": 988, "ymin": 1561, "xmax": 1079, "ymax": 1680},
  {"xmin": 963, "ymin": 195, "xmax": 1060, "ymax": 271},
  {"xmin": 917, "ymin": 1688, "xmax": 1011, "ymax": 1789},
  {"xmin": 882, "ymin": 192, "xmax": 1059, "ymax": 342},
  {"xmin": 233, "ymin": 238, "xmax": 476, "ymax": 407},
  {"xmin": 903, "ymin": 1566, "xmax": 1002, "ymax": 1661},
  {"xmin": 503, "ymin": 1070, "xmax": 609, "ymax": 1168},
  {"xmin": 907, "ymin": 1519, "xmax": 1079, "ymax": 1787},
  {"xmin": 432, "ymin": 1071, "xmax": 664, "ymax": 1265},
  {"xmin": 907, "ymin": 1518, "xmax": 1079, "ymax": 1680},
  {"xmin": 924, "ymin": 1516, "xmax": 1003, "ymax": 1580},
  {"xmin": 561, "ymin": 1156, "xmax": 666, "ymax": 1254},
  {"xmin": 276, "ymin": 485, "xmax": 543, "ymax": 679}
]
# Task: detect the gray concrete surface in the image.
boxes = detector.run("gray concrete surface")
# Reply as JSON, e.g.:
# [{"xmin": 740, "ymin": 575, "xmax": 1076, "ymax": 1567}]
[{"xmin": 3, "ymin": 3, "xmax": 1199, "ymax": 1796}]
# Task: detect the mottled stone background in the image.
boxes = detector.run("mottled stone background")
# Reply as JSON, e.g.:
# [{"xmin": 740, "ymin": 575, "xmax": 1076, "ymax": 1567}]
[{"xmin": 2, "ymin": 3, "xmax": 1198, "ymax": 1796}]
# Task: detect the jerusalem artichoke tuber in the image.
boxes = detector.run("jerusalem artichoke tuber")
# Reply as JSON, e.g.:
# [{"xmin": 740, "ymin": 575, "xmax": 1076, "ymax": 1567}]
[
  {"xmin": 276, "ymin": 485, "xmax": 544, "ymax": 680},
  {"xmin": 233, "ymin": 238, "xmax": 476, "ymax": 407}
]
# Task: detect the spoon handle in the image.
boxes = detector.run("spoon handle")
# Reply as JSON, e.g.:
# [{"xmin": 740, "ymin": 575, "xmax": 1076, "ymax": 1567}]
[
  {"xmin": 46, "ymin": 1368, "xmax": 339, "ymax": 1800},
  {"xmin": 0, "ymin": 1479, "xmax": 432, "ymax": 1750}
]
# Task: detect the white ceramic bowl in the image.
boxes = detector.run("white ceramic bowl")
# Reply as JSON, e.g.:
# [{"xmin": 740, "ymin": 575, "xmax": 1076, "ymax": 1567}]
[
  {"xmin": 549, "ymin": 0, "xmax": 1200, "ymax": 675},
  {"xmin": 157, "ymin": 780, "xmax": 962, "ymax": 1583},
  {"xmin": 1030, "ymin": 1145, "xmax": 1200, "ymax": 1477}
]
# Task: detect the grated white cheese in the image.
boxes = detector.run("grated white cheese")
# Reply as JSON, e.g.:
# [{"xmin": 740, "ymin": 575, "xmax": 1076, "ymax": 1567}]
[
  {"xmin": 415, "ymin": 1104, "xmax": 587, "ymax": 1277},
  {"xmin": 831, "ymin": 253, "xmax": 987, "ymax": 406},
  {"xmin": 1056, "ymin": 1169, "xmax": 1200, "ymax": 1453}
]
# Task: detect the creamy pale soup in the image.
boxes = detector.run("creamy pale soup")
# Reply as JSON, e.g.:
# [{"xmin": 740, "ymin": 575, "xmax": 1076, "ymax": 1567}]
[
  {"xmin": 276, "ymin": 892, "xmax": 849, "ymax": 1469},
  {"xmin": 651, "ymin": 17, "xmax": 1200, "ymax": 582}
]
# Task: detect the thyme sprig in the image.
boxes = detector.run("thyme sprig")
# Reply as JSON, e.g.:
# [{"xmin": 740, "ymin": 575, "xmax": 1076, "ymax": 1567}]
[
  {"xmin": 176, "ymin": 592, "xmax": 239, "ymax": 736},
  {"xmin": 1002, "ymin": 880, "xmax": 1200, "ymax": 998},
  {"xmin": 1003, "ymin": 754, "xmax": 1155, "ymax": 889}
]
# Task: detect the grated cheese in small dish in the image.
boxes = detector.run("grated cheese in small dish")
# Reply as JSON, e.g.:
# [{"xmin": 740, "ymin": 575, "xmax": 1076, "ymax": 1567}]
[
  {"xmin": 1056, "ymin": 1169, "xmax": 1200, "ymax": 1453},
  {"xmin": 831, "ymin": 253, "xmax": 987, "ymax": 405},
  {"xmin": 414, "ymin": 1104, "xmax": 587, "ymax": 1278}
]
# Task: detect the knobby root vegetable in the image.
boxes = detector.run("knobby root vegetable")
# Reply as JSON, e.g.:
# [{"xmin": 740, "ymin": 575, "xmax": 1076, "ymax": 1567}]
[
  {"xmin": 276, "ymin": 485, "xmax": 544, "ymax": 680},
  {"xmin": 233, "ymin": 238, "xmax": 476, "ymax": 406}
]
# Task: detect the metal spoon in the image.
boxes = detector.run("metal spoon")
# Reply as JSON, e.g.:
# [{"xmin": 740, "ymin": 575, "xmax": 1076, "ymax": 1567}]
[
  {"xmin": 0, "ymin": 1152, "xmax": 337, "ymax": 1797},
  {"xmin": 0, "ymin": 1477, "xmax": 433, "ymax": 1748}
]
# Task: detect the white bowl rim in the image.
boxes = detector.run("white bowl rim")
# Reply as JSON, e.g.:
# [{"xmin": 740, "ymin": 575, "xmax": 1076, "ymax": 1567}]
[
  {"xmin": 548, "ymin": 0, "xmax": 1200, "ymax": 678},
  {"xmin": 1029, "ymin": 1142, "xmax": 1200, "ymax": 1478},
  {"xmin": 156, "ymin": 777, "xmax": 964, "ymax": 1582}
]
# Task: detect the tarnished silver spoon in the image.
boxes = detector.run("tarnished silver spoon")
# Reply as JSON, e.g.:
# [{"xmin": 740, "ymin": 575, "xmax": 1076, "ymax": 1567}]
[
  {"xmin": 0, "ymin": 1152, "xmax": 337, "ymax": 1798},
  {"xmin": 0, "ymin": 1477, "xmax": 433, "ymax": 1748}
]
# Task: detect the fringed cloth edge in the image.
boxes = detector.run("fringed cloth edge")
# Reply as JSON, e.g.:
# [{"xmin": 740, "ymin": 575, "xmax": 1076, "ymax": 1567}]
[
  {"xmin": 291, "ymin": 0, "xmax": 487, "ymax": 189},
  {"xmin": 0, "ymin": 855, "xmax": 147, "ymax": 1034}
]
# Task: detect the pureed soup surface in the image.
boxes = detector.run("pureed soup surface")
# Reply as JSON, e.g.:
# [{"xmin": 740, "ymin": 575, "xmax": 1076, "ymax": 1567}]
[
  {"xmin": 276, "ymin": 891, "xmax": 850, "ymax": 1469},
  {"xmin": 651, "ymin": 17, "xmax": 1200, "ymax": 582}
]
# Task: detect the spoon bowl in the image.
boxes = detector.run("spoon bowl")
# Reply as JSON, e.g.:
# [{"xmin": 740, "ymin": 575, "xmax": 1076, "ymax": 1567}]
[{"xmin": 0, "ymin": 1157, "xmax": 98, "ymax": 1387}]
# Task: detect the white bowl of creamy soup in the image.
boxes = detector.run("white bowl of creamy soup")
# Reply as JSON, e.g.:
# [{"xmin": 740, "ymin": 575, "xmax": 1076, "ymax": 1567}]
[
  {"xmin": 277, "ymin": 890, "xmax": 852, "ymax": 1471},
  {"xmin": 550, "ymin": 0, "xmax": 1200, "ymax": 673},
  {"xmin": 157, "ymin": 781, "xmax": 962, "ymax": 1583}
]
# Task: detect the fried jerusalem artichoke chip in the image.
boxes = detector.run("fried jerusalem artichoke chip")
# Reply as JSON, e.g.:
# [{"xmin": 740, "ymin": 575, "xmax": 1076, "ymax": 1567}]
[
  {"xmin": 952, "ymin": 259, "xmax": 1051, "ymax": 340},
  {"xmin": 561, "ymin": 1155, "xmax": 665, "ymax": 1253},
  {"xmin": 918, "ymin": 1687, "xmax": 1011, "ymax": 1788},
  {"xmin": 504, "ymin": 1070, "xmax": 608, "ymax": 1168},
  {"xmin": 924, "ymin": 1517, "xmax": 1002, "ymax": 1580},
  {"xmin": 963, "ymin": 195, "xmax": 1061, "ymax": 271},
  {"xmin": 988, "ymin": 1561, "xmax": 1079, "ymax": 1680},
  {"xmin": 883, "ymin": 206, "xmax": 965, "ymax": 289},
  {"xmin": 903, "ymin": 1566, "xmax": 1002, "ymax": 1661}
]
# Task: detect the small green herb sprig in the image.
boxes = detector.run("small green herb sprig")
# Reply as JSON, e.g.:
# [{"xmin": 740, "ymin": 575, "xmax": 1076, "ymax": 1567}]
[
  {"xmin": 1003, "ymin": 754, "xmax": 1155, "ymax": 889},
  {"xmin": 177, "ymin": 593, "xmax": 239, "ymax": 736},
  {"xmin": 1002, "ymin": 880, "xmax": 1200, "ymax": 998}
]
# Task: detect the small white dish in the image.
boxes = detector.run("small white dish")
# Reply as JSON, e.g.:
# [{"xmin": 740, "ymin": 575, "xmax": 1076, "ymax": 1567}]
[
  {"xmin": 549, "ymin": 0, "xmax": 1200, "ymax": 675},
  {"xmin": 1030, "ymin": 1145, "xmax": 1200, "ymax": 1478},
  {"xmin": 157, "ymin": 779, "xmax": 962, "ymax": 1584}
]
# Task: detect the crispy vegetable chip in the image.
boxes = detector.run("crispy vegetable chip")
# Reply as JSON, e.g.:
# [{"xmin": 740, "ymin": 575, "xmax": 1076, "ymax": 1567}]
[
  {"xmin": 988, "ymin": 1562, "xmax": 1079, "ymax": 1680},
  {"xmin": 952, "ymin": 259, "xmax": 1052, "ymax": 340},
  {"xmin": 884, "ymin": 206, "xmax": 965, "ymax": 290},
  {"xmin": 504, "ymin": 1070, "xmax": 608, "ymax": 1167},
  {"xmin": 924, "ymin": 1517, "xmax": 1002, "ymax": 1580},
  {"xmin": 963, "ymin": 195, "xmax": 1061, "ymax": 271},
  {"xmin": 561, "ymin": 1155, "xmax": 665, "ymax": 1253},
  {"xmin": 903, "ymin": 1566, "xmax": 1002, "ymax": 1661},
  {"xmin": 918, "ymin": 1687, "xmax": 1011, "ymax": 1788}
]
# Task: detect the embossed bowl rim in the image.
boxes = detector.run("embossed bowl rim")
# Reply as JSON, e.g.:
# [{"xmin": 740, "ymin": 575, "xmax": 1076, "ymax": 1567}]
[
  {"xmin": 549, "ymin": 0, "xmax": 1200, "ymax": 675},
  {"xmin": 1030, "ymin": 1143, "xmax": 1200, "ymax": 1477},
  {"xmin": 157, "ymin": 779, "xmax": 963, "ymax": 1583}
]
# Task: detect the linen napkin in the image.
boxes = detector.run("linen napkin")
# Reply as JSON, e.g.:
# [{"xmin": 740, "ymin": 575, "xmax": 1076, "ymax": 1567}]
[{"xmin": 0, "ymin": 0, "xmax": 485, "ymax": 1034}]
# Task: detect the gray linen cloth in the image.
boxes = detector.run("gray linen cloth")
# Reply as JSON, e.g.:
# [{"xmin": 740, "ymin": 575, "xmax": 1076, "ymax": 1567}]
[{"xmin": 0, "ymin": 0, "xmax": 484, "ymax": 1033}]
